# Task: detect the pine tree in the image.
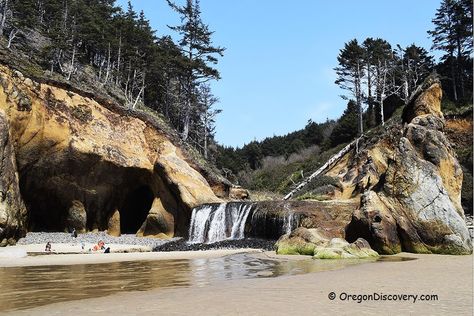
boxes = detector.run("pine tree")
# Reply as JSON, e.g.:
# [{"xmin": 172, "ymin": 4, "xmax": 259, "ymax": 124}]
[
  {"xmin": 335, "ymin": 39, "xmax": 365, "ymax": 135},
  {"xmin": 329, "ymin": 100, "xmax": 359, "ymax": 147},
  {"xmin": 167, "ymin": 0, "xmax": 225, "ymax": 141},
  {"xmin": 363, "ymin": 38, "xmax": 393, "ymax": 126},
  {"xmin": 428, "ymin": 0, "xmax": 473, "ymax": 101}
]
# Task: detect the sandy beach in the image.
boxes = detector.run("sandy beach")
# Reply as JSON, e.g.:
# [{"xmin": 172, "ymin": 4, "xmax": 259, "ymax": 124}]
[
  {"xmin": 0, "ymin": 245, "xmax": 261, "ymax": 267},
  {"xmin": 1, "ymin": 251, "xmax": 472, "ymax": 316}
]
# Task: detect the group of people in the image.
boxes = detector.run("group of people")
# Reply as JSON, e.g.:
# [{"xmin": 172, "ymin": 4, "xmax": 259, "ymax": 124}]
[{"xmin": 44, "ymin": 229, "xmax": 110, "ymax": 253}]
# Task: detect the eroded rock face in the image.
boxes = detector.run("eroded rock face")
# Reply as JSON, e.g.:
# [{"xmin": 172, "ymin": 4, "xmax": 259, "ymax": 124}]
[
  {"xmin": 0, "ymin": 65, "xmax": 221, "ymax": 243},
  {"xmin": 249, "ymin": 199, "xmax": 358, "ymax": 240},
  {"xmin": 0, "ymin": 111, "xmax": 27, "ymax": 245},
  {"xmin": 342, "ymin": 80, "xmax": 472, "ymax": 255}
]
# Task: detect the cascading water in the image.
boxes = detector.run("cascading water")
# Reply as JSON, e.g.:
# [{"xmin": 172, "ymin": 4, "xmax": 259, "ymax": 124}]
[
  {"xmin": 188, "ymin": 203, "xmax": 253, "ymax": 244},
  {"xmin": 248, "ymin": 207, "xmax": 300, "ymax": 239},
  {"xmin": 188, "ymin": 202, "xmax": 301, "ymax": 244}
]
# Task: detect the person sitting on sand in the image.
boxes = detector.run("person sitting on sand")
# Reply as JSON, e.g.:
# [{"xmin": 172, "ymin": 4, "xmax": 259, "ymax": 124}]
[
  {"xmin": 92, "ymin": 240, "xmax": 105, "ymax": 251},
  {"xmin": 45, "ymin": 242, "xmax": 51, "ymax": 252}
]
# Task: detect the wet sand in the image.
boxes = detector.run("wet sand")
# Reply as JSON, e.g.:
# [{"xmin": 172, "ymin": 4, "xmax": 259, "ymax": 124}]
[
  {"xmin": 0, "ymin": 246, "xmax": 261, "ymax": 267},
  {"xmin": 3, "ymin": 252, "xmax": 472, "ymax": 316}
]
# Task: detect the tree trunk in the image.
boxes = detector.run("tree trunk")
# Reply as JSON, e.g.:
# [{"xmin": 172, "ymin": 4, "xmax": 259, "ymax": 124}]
[
  {"xmin": 0, "ymin": 0, "xmax": 8, "ymax": 37},
  {"xmin": 284, "ymin": 139, "xmax": 357, "ymax": 200},
  {"xmin": 115, "ymin": 35, "xmax": 122, "ymax": 86},
  {"xmin": 62, "ymin": 0, "xmax": 68, "ymax": 33},
  {"xmin": 356, "ymin": 61, "xmax": 363, "ymax": 135},
  {"xmin": 103, "ymin": 43, "xmax": 111, "ymax": 84},
  {"xmin": 182, "ymin": 100, "xmax": 191, "ymax": 141},
  {"xmin": 203, "ymin": 114, "xmax": 208, "ymax": 159},
  {"xmin": 6, "ymin": 28, "xmax": 18, "ymax": 49},
  {"xmin": 456, "ymin": 38, "xmax": 464, "ymax": 99},
  {"xmin": 450, "ymin": 54, "xmax": 458, "ymax": 101},
  {"xmin": 66, "ymin": 44, "xmax": 76, "ymax": 80}
]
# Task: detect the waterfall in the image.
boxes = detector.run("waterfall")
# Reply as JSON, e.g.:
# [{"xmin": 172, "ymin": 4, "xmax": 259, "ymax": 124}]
[
  {"xmin": 249, "ymin": 207, "xmax": 300, "ymax": 239},
  {"xmin": 188, "ymin": 203, "xmax": 253, "ymax": 244},
  {"xmin": 188, "ymin": 202, "xmax": 300, "ymax": 243}
]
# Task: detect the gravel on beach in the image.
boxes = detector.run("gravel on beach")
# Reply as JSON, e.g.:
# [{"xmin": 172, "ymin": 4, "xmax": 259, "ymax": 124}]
[
  {"xmin": 17, "ymin": 232, "xmax": 180, "ymax": 249},
  {"xmin": 17, "ymin": 232, "xmax": 276, "ymax": 252}
]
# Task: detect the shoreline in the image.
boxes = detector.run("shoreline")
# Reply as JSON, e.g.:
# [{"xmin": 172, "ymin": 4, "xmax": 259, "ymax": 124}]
[
  {"xmin": 0, "ymin": 245, "xmax": 263, "ymax": 267},
  {"xmin": 3, "ymin": 252, "xmax": 472, "ymax": 316}
]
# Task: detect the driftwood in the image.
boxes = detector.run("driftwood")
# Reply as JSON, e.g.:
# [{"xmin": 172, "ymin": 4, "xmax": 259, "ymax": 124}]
[{"xmin": 283, "ymin": 139, "xmax": 357, "ymax": 200}]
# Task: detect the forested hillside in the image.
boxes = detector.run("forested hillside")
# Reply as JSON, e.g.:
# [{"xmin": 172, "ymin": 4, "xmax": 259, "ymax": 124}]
[
  {"xmin": 0, "ymin": 0, "xmax": 471, "ymax": 210},
  {"xmin": 0, "ymin": 0, "xmax": 223, "ymax": 159}
]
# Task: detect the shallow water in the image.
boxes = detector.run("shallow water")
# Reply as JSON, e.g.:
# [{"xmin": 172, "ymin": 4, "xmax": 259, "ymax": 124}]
[{"xmin": 0, "ymin": 253, "xmax": 412, "ymax": 312}]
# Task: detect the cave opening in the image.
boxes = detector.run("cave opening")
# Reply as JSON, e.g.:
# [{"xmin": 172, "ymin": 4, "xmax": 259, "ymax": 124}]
[
  {"xmin": 120, "ymin": 185, "xmax": 154, "ymax": 234},
  {"xmin": 26, "ymin": 189, "xmax": 67, "ymax": 232}
]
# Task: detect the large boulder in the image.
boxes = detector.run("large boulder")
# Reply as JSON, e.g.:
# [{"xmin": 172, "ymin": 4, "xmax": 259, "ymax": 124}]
[
  {"xmin": 275, "ymin": 227, "xmax": 378, "ymax": 259},
  {"xmin": 275, "ymin": 227, "xmax": 329, "ymax": 255}
]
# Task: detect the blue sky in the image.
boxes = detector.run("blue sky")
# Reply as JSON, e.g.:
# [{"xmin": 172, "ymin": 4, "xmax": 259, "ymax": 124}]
[{"xmin": 117, "ymin": 0, "xmax": 441, "ymax": 147}]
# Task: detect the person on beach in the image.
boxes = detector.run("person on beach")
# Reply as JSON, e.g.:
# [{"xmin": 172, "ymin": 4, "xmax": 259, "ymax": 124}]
[
  {"xmin": 45, "ymin": 242, "xmax": 51, "ymax": 252},
  {"xmin": 92, "ymin": 240, "xmax": 105, "ymax": 251}
]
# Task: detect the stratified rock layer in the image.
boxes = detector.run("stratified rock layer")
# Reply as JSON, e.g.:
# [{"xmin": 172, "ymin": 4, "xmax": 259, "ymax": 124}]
[{"xmin": 0, "ymin": 65, "xmax": 220, "ymax": 242}]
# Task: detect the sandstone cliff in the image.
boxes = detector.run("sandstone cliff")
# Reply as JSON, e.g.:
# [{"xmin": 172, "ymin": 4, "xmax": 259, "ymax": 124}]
[
  {"xmin": 0, "ymin": 64, "xmax": 222, "ymax": 244},
  {"xmin": 322, "ymin": 78, "xmax": 472, "ymax": 254}
]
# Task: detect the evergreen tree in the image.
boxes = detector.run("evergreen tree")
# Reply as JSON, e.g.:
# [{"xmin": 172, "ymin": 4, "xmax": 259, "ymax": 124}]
[
  {"xmin": 392, "ymin": 44, "xmax": 434, "ymax": 106},
  {"xmin": 428, "ymin": 0, "xmax": 473, "ymax": 101},
  {"xmin": 363, "ymin": 38, "xmax": 393, "ymax": 126},
  {"xmin": 335, "ymin": 39, "xmax": 365, "ymax": 135},
  {"xmin": 329, "ymin": 100, "xmax": 359, "ymax": 147},
  {"xmin": 167, "ymin": 0, "xmax": 225, "ymax": 141}
]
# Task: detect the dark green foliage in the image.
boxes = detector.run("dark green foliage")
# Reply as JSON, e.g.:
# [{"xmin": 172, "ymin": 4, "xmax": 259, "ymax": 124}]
[
  {"xmin": 0, "ymin": 0, "xmax": 224, "ymax": 161},
  {"xmin": 214, "ymin": 119, "xmax": 335, "ymax": 177},
  {"xmin": 428, "ymin": 0, "xmax": 473, "ymax": 102},
  {"xmin": 329, "ymin": 100, "xmax": 358, "ymax": 147},
  {"xmin": 335, "ymin": 39, "xmax": 365, "ymax": 135}
]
